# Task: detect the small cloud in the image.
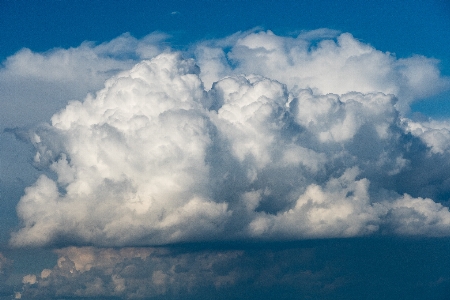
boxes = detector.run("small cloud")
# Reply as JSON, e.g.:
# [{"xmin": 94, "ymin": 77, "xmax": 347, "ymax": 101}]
[
  {"xmin": 170, "ymin": 11, "xmax": 180, "ymax": 15},
  {"xmin": 297, "ymin": 28, "xmax": 341, "ymax": 40},
  {"xmin": 22, "ymin": 274, "xmax": 37, "ymax": 285}
]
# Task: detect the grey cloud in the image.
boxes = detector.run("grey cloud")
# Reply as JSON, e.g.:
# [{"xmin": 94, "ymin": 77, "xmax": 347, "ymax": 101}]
[
  {"xmin": 0, "ymin": 253, "xmax": 13, "ymax": 297},
  {"xmin": 16, "ymin": 241, "xmax": 450, "ymax": 299},
  {"xmin": 16, "ymin": 246, "xmax": 342, "ymax": 299},
  {"xmin": 0, "ymin": 253, "xmax": 12, "ymax": 278},
  {"xmin": 0, "ymin": 32, "xmax": 168, "ymax": 129}
]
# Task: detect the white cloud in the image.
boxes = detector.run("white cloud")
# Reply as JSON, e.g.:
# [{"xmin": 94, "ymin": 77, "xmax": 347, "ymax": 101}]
[
  {"xmin": 22, "ymin": 274, "xmax": 37, "ymax": 285},
  {"xmin": 248, "ymin": 168, "xmax": 377, "ymax": 238},
  {"xmin": 195, "ymin": 30, "xmax": 450, "ymax": 113},
  {"xmin": 9, "ymin": 39, "xmax": 450, "ymax": 247},
  {"xmin": 404, "ymin": 118, "xmax": 450, "ymax": 154},
  {"xmin": 11, "ymin": 53, "xmax": 231, "ymax": 247},
  {"xmin": 248, "ymin": 168, "xmax": 450, "ymax": 239},
  {"xmin": 382, "ymin": 194, "xmax": 450, "ymax": 236}
]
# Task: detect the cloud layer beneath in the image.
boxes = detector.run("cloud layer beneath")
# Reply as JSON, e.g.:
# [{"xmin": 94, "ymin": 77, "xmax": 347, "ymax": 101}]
[
  {"xmin": 16, "ymin": 241, "xmax": 450, "ymax": 299},
  {"xmin": 8, "ymin": 30, "xmax": 450, "ymax": 247}
]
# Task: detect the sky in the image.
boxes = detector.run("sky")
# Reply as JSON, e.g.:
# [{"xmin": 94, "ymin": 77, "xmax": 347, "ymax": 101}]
[{"xmin": 1, "ymin": 0, "xmax": 450, "ymax": 299}]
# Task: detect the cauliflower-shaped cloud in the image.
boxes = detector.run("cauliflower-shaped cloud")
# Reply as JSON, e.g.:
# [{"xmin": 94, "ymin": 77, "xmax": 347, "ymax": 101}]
[{"xmin": 10, "ymin": 31, "xmax": 450, "ymax": 247}]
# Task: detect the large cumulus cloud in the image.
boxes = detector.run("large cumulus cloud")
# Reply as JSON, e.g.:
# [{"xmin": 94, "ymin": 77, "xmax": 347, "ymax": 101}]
[{"xmin": 10, "ymin": 30, "xmax": 450, "ymax": 247}]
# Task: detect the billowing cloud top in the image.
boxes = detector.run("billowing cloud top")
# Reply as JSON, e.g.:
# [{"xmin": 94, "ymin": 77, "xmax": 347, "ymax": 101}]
[
  {"xmin": 195, "ymin": 30, "xmax": 449, "ymax": 113},
  {"xmin": 9, "ymin": 30, "xmax": 450, "ymax": 247}
]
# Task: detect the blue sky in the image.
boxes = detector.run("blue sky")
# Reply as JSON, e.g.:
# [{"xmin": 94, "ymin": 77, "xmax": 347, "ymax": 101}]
[
  {"xmin": 1, "ymin": 0, "xmax": 450, "ymax": 299},
  {"xmin": 2, "ymin": 0, "xmax": 449, "ymax": 65}
]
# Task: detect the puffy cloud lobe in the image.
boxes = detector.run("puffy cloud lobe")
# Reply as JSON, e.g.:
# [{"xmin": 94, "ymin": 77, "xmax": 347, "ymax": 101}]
[
  {"xmin": 212, "ymin": 74, "xmax": 315, "ymax": 170},
  {"xmin": 291, "ymin": 89, "xmax": 398, "ymax": 143},
  {"xmin": 248, "ymin": 168, "xmax": 377, "ymax": 238},
  {"xmin": 10, "ymin": 31, "xmax": 450, "ymax": 247},
  {"xmin": 404, "ymin": 119, "xmax": 450, "ymax": 154},
  {"xmin": 195, "ymin": 30, "xmax": 450, "ymax": 113},
  {"xmin": 249, "ymin": 168, "xmax": 450, "ymax": 239},
  {"xmin": 382, "ymin": 194, "xmax": 450, "ymax": 236},
  {"xmin": 12, "ymin": 53, "xmax": 230, "ymax": 247}
]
